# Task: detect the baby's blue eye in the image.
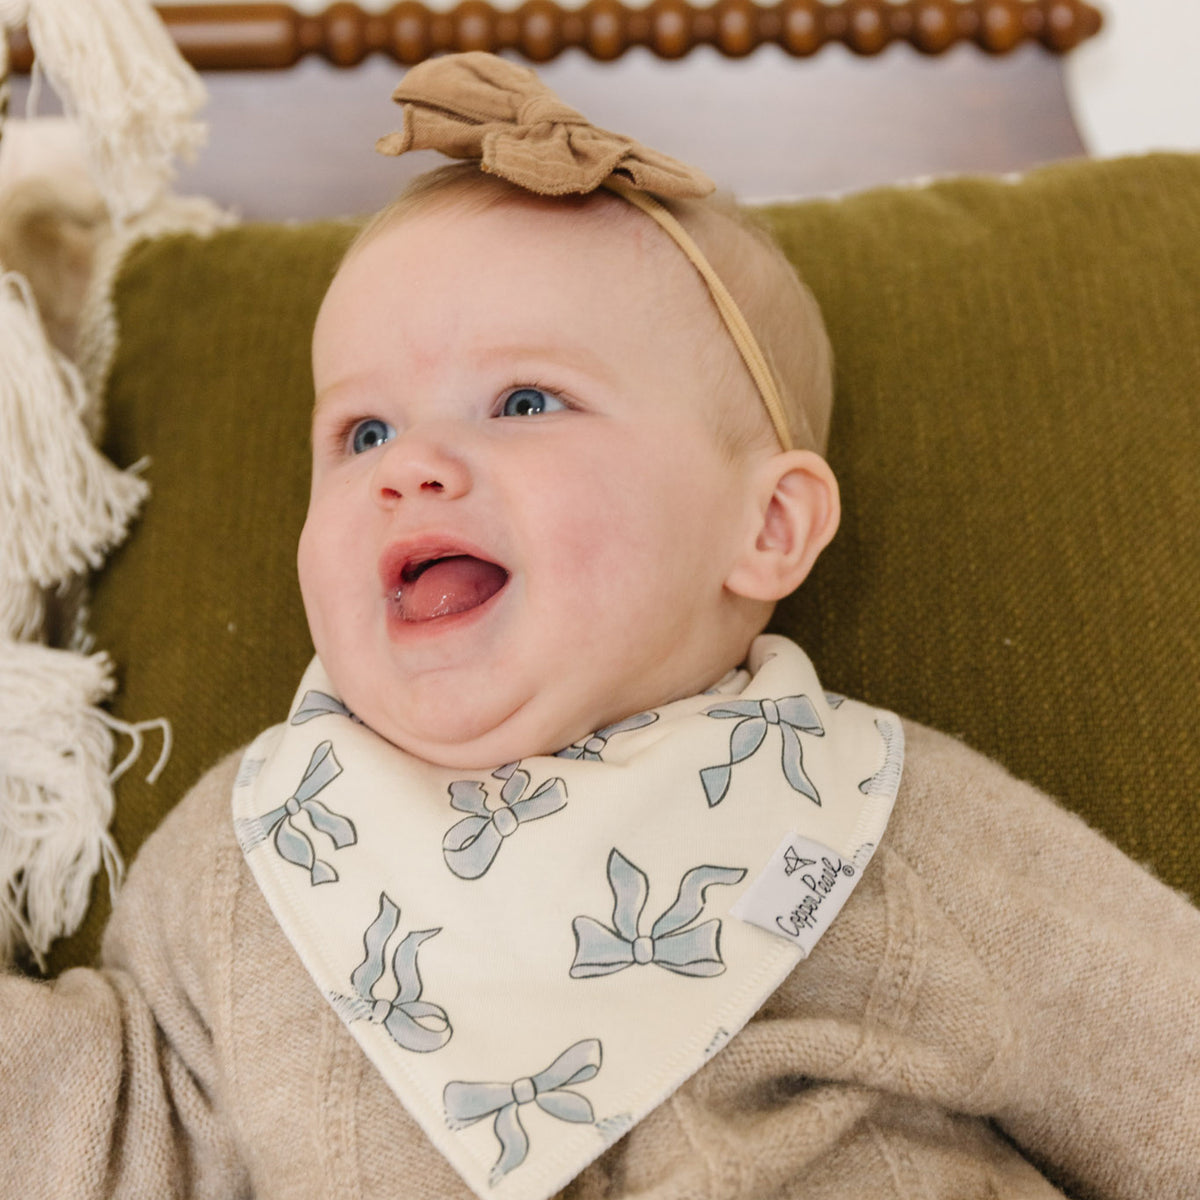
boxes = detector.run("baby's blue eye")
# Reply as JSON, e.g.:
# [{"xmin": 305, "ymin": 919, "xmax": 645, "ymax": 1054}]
[
  {"xmin": 350, "ymin": 418, "xmax": 395, "ymax": 454},
  {"xmin": 499, "ymin": 387, "xmax": 566, "ymax": 418}
]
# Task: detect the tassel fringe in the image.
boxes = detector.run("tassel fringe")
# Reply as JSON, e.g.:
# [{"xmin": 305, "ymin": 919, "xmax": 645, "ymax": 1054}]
[
  {"xmin": 16, "ymin": 0, "xmax": 207, "ymax": 223},
  {"xmin": 0, "ymin": 575, "xmax": 43, "ymax": 645},
  {"xmin": 0, "ymin": 0, "xmax": 208, "ymax": 964},
  {"xmin": 0, "ymin": 269, "xmax": 148, "ymax": 633},
  {"xmin": 0, "ymin": 642, "xmax": 120, "ymax": 967}
]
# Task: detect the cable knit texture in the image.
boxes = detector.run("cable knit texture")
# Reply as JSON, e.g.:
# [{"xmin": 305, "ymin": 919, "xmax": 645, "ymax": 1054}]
[{"xmin": 3, "ymin": 720, "xmax": 1198, "ymax": 1199}]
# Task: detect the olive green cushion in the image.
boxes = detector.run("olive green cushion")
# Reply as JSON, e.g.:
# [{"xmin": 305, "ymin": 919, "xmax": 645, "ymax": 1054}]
[{"xmin": 49, "ymin": 153, "xmax": 1200, "ymax": 972}]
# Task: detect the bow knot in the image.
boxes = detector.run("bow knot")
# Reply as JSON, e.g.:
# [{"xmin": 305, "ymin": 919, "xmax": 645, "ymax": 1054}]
[
  {"xmin": 237, "ymin": 741, "xmax": 357, "ymax": 885},
  {"xmin": 444, "ymin": 1038, "xmax": 602, "ymax": 1184},
  {"xmin": 516, "ymin": 93, "xmax": 587, "ymax": 128},
  {"xmin": 570, "ymin": 849, "xmax": 745, "ymax": 979},
  {"xmin": 700, "ymin": 695, "xmax": 826, "ymax": 807},
  {"xmin": 490, "ymin": 804, "xmax": 519, "ymax": 838},
  {"xmin": 378, "ymin": 51, "xmax": 713, "ymax": 200},
  {"xmin": 443, "ymin": 762, "xmax": 567, "ymax": 879},
  {"xmin": 329, "ymin": 893, "xmax": 452, "ymax": 1054},
  {"xmin": 556, "ymin": 710, "xmax": 659, "ymax": 762}
]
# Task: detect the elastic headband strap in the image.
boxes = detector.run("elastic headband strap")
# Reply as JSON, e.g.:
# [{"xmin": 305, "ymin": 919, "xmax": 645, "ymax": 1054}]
[{"xmin": 604, "ymin": 178, "xmax": 794, "ymax": 452}]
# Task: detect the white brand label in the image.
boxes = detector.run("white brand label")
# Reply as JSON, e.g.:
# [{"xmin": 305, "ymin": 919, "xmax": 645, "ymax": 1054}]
[{"xmin": 730, "ymin": 833, "xmax": 863, "ymax": 958}]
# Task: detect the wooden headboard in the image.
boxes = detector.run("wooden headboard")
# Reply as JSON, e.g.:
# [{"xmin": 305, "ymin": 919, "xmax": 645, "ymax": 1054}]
[{"xmin": 6, "ymin": 1, "xmax": 1104, "ymax": 218}]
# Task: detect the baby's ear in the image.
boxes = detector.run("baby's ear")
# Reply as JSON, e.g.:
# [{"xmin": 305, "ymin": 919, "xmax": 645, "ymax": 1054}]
[{"xmin": 724, "ymin": 450, "xmax": 840, "ymax": 602}]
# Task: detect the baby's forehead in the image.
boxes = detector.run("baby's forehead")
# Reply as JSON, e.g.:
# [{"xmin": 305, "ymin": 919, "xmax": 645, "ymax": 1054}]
[
  {"xmin": 349, "ymin": 199, "xmax": 736, "ymax": 386},
  {"xmin": 354, "ymin": 187, "xmax": 707, "ymax": 302},
  {"xmin": 324, "ymin": 191, "xmax": 710, "ymax": 342}
]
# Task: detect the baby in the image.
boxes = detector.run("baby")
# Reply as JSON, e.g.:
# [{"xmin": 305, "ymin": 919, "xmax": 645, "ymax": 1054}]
[
  {"xmin": 3, "ymin": 53, "xmax": 1199, "ymax": 1200},
  {"xmin": 299, "ymin": 173, "xmax": 837, "ymax": 774}
]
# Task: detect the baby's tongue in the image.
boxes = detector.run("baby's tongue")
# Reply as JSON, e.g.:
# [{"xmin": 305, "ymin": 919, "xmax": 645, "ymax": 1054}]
[{"xmin": 395, "ymin": 556, "xmax": 508, "ymax": 623}]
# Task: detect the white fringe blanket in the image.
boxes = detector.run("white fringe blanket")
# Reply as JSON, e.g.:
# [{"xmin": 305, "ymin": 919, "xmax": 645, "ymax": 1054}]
[{"xmin": 0, "ymin": 0, "xmax": 228, "ymax": 966}]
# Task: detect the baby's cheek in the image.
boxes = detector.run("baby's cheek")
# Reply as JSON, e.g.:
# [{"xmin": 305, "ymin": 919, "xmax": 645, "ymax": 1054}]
[
  {"xmin": 295, "ymin": 520, "xmax": 323, "ymax": 609},
  {"xmin": 561, "ymin": 506, "xmax": 644, "ymax": 588},
  {"xmin": 296, "ymin": 515, "xmax": 349, "ymax": 642}
]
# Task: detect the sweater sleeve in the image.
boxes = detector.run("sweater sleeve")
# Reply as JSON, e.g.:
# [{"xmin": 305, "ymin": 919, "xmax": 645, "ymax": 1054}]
[
  {"xmin": 0, "ymin": 754, "xmax": 249, "ymax": 1199},
  {"xmin": 889, "ymin": 722, "xmax": 1200, "ymax": 1200}
]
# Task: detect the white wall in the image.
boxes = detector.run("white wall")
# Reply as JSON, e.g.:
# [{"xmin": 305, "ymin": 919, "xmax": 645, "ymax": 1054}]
[{"xmin": 1064, "ymin": 0, "xmax": 1200, "ymax": 155}]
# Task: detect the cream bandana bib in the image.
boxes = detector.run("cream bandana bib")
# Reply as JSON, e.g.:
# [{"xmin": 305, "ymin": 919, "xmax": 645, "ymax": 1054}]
[{"xmin": 233, "ymin": 634, "xmax": 904, "ymax": 1200}]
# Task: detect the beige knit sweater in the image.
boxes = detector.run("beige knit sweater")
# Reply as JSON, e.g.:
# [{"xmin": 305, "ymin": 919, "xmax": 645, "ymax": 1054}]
[{"xmin": 3, "ymin": 721, "xmax": 1199, "ymax": 1200}]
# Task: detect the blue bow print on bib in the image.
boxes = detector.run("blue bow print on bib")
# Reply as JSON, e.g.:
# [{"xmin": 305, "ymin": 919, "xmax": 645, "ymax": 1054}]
[
  {"xmin": 699, "ymin": 695, "xmax": 825, "ymax": 807},
  {"xmin": 859, "ymin": 715, "xmax": 904, "ymax": 797},
  {"xmin": 290, "ymin": 689, "xmax": 358, "ymax": 725},
  {"xmin": 236, "ymin": 740, "xmax": 357, "ymax": 885},
  {"xmin": 444, "ymin": 1038, "xmax": 602, "ymax": 1185},
  {"xmin": 443, "ymin": 762, "xmax": 567, "ymax": 880},
  {"xmin": 328, "ymin": 893, "xmax": 452, "ymax": 1053},
  {"xmin": 570, "ymin": 849, "xmax": 746, "ymax": 978},
  {"xmin": 555, "ymin": 710, "xmax": 659, "ymax": 761}
]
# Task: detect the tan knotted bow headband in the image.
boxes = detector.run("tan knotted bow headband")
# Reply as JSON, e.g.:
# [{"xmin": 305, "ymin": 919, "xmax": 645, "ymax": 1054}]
[{"xmin": 376, "ymin": 52, "xmax": 794, "ymax": 452}]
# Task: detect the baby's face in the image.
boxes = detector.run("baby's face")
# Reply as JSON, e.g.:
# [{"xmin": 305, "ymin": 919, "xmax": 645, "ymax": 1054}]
[{"xmin": 299, "ymin": 197, "xmax": 769, "ymax": 768}]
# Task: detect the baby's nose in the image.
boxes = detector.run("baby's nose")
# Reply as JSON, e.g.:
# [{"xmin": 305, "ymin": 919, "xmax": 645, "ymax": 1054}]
[{"xmin": 373, "ymin": 432, "xmax": 471, "ymax": 503}]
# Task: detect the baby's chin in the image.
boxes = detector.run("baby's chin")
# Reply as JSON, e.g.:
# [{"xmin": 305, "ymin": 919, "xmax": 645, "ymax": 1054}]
[
  {"xmin": 358, "ymin": 699, "xmax": 581, "ymax": 771},
  {"xmin": 335, "ymin": 640, "xmax": 757, "ymax": 769}
]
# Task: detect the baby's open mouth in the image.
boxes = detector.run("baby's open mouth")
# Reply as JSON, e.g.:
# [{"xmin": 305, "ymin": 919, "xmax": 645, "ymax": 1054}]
[{"xmin": 389, "ymin": 553, "xmax": 509, "ymax": 623}]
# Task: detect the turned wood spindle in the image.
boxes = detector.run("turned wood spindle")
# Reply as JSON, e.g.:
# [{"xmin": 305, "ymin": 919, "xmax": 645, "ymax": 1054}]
[{"xmin": 2, "ymin": 0, "xmax": 1104, "ymax": 73}]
